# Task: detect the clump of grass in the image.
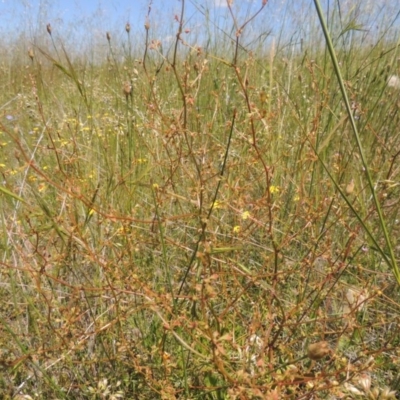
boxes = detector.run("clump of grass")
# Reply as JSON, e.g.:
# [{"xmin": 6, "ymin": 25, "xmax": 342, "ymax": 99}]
[{"xmin": 0, "ymin": 0, "xmax": 399, "ymax": 398}]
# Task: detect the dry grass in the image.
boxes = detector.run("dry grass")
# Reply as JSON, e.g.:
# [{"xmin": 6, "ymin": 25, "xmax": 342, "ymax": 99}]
[{"xmin": 0, "ymin": 1, "xmax": 400, "ymax": 398}]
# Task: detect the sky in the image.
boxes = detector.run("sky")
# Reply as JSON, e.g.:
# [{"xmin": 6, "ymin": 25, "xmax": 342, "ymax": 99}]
[
  {"xmin": 0, "ymin": 0, "xmax": 177, "ymax": 35},
  {"xmin": 0, "ymin": 0, "xmax": 287, "ymax": 36},
  {"xmin": 0, "ymin": 0, "xmax": 241, "ymax": 33},
  {"xmin": 0, "ymin": 0, "xmax": 399, "ymax": 54},
  {"xmin": 0, "ymin": 0, "xmax": 283, "ymax": 56}
]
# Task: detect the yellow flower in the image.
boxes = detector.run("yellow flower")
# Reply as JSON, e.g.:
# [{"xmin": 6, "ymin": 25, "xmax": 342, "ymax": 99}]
[
  {"xmin": 213, "ymin": 200, "xmax": 223, "ymax": 209},
  {"xmin": 241, "ymin": 211, "xmax": 250, "ymax": 220},
  {"xmin": 38, "ymin": 183, "xmax": 47, "ymax": 192},
  {"xmin": 233, "ymin": 226, "xmax": 241, "ymax": 233},
  {"xmin": 269, "ymin": 185, "xmax": 279, "ymax": 194}
]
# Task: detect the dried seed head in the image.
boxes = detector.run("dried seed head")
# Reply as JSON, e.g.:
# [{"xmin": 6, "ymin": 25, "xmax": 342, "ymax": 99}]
[
  {"xmin": 346, "ymin": 179, "xmax": 355, "ymax": 195},
  {"xmin": 357, "ymin": 373, "xmax": 371, "ymax": 392},
  {"xmin": 380, "ymin": 387, "xmax": 397, "ymax": 399},
  {"xmin": 307, "ymin": 341, "xmax": 331, "ymax": 361},
  {"xmin": 388, "ymin": 75, "xmax": 400, "ymax": 90},
  {"xmin": 46, "ymin": 23, "xmax": 52, "ymax": 35},
  {"xmin": 125, "ymin": 22, "xmax": 131, "ymax": 33},
  {"xmin": 144, "ymin": 18, "xmax": 150, "ymax": 31},
  {"xmin": 123, "ymin": 81, "xmax": 133, "ymax": 99},
  {"xmin": 344, "ymin": 287, "xmax": 368, "ymax": 313},
  {"xmin": 106, "ymin": 31, "xmax": 111, "ymax": 42},
  {"xmin": 28, "ymin": 48, "xmax": 34, "ymax": 61}
]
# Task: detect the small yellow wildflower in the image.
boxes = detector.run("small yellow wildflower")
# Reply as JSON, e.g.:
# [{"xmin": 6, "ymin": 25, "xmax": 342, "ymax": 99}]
[
  {"xmin": 152, "ymin": 183, "xmax": 159, "ymax": 189},
  {"xmin": 213, "ymin": 200, "xmax": 223, "ymax": 209},
  {"xmin": 38, "ymin": 183, "xmax": 47, "ymax": 192},
  {"xmin": 241, "ymin": 211, "xmax": 250, "ymax": 220},
  {"xmin": 233, "ymin": 226, "xmax": 241, "ymax": 233},
  {"xmin": 269, "ymin": 185, "xmax": 280, "ymax": 194}
]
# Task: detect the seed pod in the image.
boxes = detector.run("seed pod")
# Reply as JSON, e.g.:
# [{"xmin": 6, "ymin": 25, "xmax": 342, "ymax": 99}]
[
  {"xmin": 346, "ymin": 179, "xmax": 355, "ymax": 195},
  {"xmin": 46, "ymin": 23, "xmax": 52, "ymax": 35},
  {"xmin": 125, "ymin": 22, "xmax": 131, "ymax": 33},
  {"xmin": 123, "ymin": 81, "xmax": 133, "ymax": 100},
  {"xmin": 307, "ymin": 341, "xmax": 330, "ymax": 361}
]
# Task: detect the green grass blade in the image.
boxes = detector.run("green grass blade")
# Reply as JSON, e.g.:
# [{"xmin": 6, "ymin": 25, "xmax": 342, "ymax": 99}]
[
  {"xmin": 313, "ymin": 0, "xmax": 400, "ymax": 285},
  {"xmin": 0, "ymin": 185, "xmax": 26, "ymax": 204}
]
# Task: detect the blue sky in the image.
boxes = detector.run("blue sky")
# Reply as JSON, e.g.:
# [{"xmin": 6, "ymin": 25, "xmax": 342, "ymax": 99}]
[
  {"xmin": 0, "ymin": 0, "xmax": 276, "ymax": 36},
  {"xmin": 0, "ymin": 0, "xmax": 398, "ymax": 52},
  {"xmin": 0, "ymin": 0, "xmax": 171, "ymax": 34},
  {"xmin": 0, "ymin": 0, "xmax": 281, "ymax": 54},
  {"xmin": 0, "ymin": 0, "xmax": 233, "ymax": 32}
]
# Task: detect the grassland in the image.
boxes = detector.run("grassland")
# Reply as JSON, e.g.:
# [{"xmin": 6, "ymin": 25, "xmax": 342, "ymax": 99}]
[{"xmin": 0, "ymin": 1, "xmax": 400, "ymax": 398}]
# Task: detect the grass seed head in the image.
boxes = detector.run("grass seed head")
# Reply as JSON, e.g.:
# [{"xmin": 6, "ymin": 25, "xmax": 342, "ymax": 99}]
[
  {"xmin": 46, "ymin": 23, "xmax": 52, "ymax": 35},
  {"xmin": 28, "ymin": 48, "xmax": 34, "ymax": 61},
  {"xmin": 106, "ymin": 31, "xmax": 111, "ymax": 42},
  {"xmin": 125, "ymin": 22, "xmax": 131, "ymax": 33}
]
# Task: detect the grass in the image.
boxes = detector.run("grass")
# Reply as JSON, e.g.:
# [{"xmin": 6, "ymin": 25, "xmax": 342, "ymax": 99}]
[{"xmin": 0, "ymin": 0, "xmax": 400, "ymax": 398}]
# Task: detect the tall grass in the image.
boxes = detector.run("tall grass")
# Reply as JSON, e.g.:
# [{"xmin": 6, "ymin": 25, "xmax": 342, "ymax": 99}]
[{"xmin": 0, "ymin": 0, "xmax": 400, "ymax": 398}]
